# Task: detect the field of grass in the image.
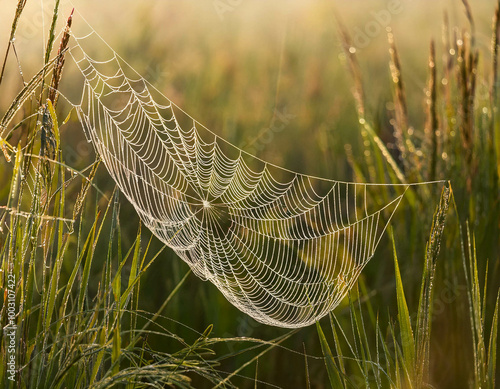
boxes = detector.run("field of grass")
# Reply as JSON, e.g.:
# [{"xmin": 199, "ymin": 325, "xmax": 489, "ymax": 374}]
[{"xmin": 0, "ymin": 0, "xmax": 499, "ymax": 388}]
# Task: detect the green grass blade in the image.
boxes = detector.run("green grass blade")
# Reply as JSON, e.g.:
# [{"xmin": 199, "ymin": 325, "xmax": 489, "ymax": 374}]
[
  {"xmin": 329, "ymin": 313, "xmax": 347, "ymax": 388},
  {"xmin": 316, "ymin": 320, "xmax": 344, "ymax": 389},
  {"xmin": 77, "ymin": 216, "xmax": 97, "ymax": 315},
  {"xmin": 487, "ymin": 292, "xmax": 499, "ymax": 389},
  {"xmin": 60, "ymin": 214, "xmax": 99, "ymax": 318},
  {"xmin": 391, "ymin": 229, "xmax": 415, "ymax": 383},
  {"xmin": 119, "ymin": 226, "xmax": 142, "ymax": 310},
  {"xmin": 348, "ymin": 290, "xmax": 370, "ymax": 385},
  {"xmin": 127, "ymin": 223, "xmax": 141, "ymax": 290},
  {"xmin": 44, "ymin": 235, "xmax": 69, "ymax": 331}
]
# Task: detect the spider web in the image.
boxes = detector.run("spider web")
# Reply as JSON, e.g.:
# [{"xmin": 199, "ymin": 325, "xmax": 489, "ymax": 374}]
[{"xmin": 69, "ymin": 29, "xmax": 410, "ymax": 328}]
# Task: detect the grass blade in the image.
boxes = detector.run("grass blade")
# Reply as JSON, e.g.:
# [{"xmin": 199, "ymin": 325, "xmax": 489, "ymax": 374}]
[
  {"xmin": 487, "ymin": 293, "xmax": 499, "ymax": 389},
  {"xmin": 390, "ymin": 228, "xmax": 415, "ymax": 384},
  {"xmin": 316, "ymin": 320, "xmax": 344, "ymax": 389}
]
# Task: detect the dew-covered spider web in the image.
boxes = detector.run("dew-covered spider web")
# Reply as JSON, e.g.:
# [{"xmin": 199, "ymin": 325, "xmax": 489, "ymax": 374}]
[{"xmin": 68, "ymin": 27, "xmax": 413, "ymax": 328}]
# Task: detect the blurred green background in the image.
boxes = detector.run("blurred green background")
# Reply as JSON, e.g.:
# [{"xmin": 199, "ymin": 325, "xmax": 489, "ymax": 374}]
[{"xmin": 0, "ymin": 0, "xmax": 498, "ymax": 388}]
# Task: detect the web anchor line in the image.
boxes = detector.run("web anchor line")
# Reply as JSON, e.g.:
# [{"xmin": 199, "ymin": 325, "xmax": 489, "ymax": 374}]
[{"xmin": 66, "ymin": 22, "xmax": 444, "ymax": 328}]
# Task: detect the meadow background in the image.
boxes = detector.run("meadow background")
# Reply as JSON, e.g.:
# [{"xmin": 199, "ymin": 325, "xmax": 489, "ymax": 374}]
[{"xmin": 0, "ymin": 0, "xmax": 499, "ymax": 388}]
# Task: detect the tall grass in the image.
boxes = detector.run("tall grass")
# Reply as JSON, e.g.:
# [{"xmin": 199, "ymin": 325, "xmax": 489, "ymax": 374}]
[
  {"xmin": 0, "ymin": 97, "xmax": 289, "ymax": 387},
  {"xmin": 0, "ymin": 4, "xmax": 291, "ymax": 388},
  {"xmin": 0, "ymin": 1, "xmax": 499, "ymax": 388},
  {"xmin": 0, "ymin": 94, "xmax": 237, "ymax": 386},
  {"xmin": 316, "ymin": 1, "xmax": 499, "ymax": 388}
]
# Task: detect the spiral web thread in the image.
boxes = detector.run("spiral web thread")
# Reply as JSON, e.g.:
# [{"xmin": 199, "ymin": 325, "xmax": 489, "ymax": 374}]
[{"xmin": 69, "ymin": 29, "xmax": 411, "ymax": 328}]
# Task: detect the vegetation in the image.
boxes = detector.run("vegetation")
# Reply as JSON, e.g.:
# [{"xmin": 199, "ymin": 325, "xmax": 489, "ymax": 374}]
[{"xmin": 0, "ymin": 0, "xmax": 498, "ymax": 387}]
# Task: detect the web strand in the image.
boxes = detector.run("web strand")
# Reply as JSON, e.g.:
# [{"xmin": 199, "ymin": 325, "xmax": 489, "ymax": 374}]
[{"xmin": 65, "ymin": 23, "xmax": 439, "ymax": 328}]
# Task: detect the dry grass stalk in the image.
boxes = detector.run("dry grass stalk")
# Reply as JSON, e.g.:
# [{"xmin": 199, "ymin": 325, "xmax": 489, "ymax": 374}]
[
  {"xmin": 388, "ymin": 30, "xmax": 408, "ymax": 135},
  {"xmin": 442, "ymin": 12, "xmax": 454, "ymax": 108},
  {"xmin": 491, "ymin": 1, "xmax": 500, "ymax": 143},
  {"xmin": 0, "ymin": 0, "xmax": 27, "ymax": 86},
  {"xmin": 48, "ymin": 9, "xmax": 74, "ymax": 105},
  {"xmin": 426, "ymin": 41, "xmax": 439, "ymax": 182},
  {"xmin": 461, "ymin": 0, "xmax": 476, "ymax": 47},
  {"xmin": 41, "ymin": 10, "xmax": 74, "ymax": 186},
  {"xmin": 456, "ymin": 31, "xmax": 478, "ymax": 192},
  {"xmin": 387, "ymin": 29, "xmax": 414, "ymax": 173},
  {"xmin": 333, "ymin": 11, "xmax": 378, "ymax": 181},
  {"xmin": 333, "ymin": 11, "xmax": 365, "ymax": 120},
  {"xmin": 491, "ymin": 0, "xmax": 500, "ymax": 193}
]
